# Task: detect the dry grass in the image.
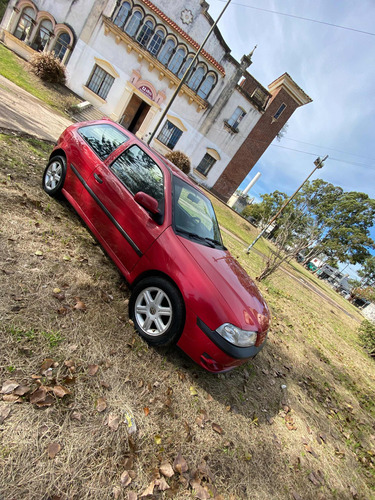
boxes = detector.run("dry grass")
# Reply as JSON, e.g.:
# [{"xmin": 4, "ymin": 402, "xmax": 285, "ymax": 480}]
[{"xmin": 0, "ymin": 134, "xmax": 375, "ymax": 500}]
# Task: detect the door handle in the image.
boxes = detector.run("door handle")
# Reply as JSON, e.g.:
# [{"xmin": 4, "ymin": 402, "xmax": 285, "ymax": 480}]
[{"xmin": 94, "ymin": 173, "xmax": 103, "ymax": 184}]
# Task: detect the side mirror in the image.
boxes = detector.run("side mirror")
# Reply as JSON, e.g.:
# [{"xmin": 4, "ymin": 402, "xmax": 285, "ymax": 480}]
[{"xmin": 134, "ymin": 191, "xmax": 160, "ymax": 215}]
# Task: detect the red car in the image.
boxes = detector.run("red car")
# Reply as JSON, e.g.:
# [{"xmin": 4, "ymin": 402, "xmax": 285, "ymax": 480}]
[{"xmin": 42, "ymin": 120, "xmax": 270, "ymax": 372}]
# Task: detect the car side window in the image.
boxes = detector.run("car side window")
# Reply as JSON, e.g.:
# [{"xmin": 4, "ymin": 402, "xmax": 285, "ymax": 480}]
[
  {"xmin": 78, "ymin": 124, "xmax": 129, "ymax": 160},
  {"xmin": 110, "ymin": 145, "xmax": 164, "ymax": 204}
]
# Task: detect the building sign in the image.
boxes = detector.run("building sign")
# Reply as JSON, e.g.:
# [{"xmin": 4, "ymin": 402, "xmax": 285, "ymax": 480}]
[{"xmin": 138, "ymin": 85, "xmax": 154, "ymax": 100}]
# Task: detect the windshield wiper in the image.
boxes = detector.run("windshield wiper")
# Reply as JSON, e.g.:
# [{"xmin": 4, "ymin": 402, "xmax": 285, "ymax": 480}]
[
  {"xmin": 175, "ymin": 228, "xmax": 216, "ymax": 248},
  {"xmin": 204, "ymin": 236, "xmax": 223, "ymax": 247}
]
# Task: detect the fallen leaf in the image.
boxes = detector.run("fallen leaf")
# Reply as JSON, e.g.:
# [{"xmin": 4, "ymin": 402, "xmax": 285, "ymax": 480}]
[
  {"xmin": 173, "ymin": 452, "xmax": 188, "ymax": 474},
  {"xmin": 112, "ymin": 486, "xmax": 121, "ymax": 499},
  {"xmin": 13, "ymin": 385, "xmax": 30, "ymax": 396},
  {"xmin": 292, "ymin": 492, "xmax": 303, "ymax": 500},
  {"xmin": 53, "ymin": 385, "xmax": 71, "ymax": 398},
  {"xmin": 120, "ymin": 470, "xmax": 132, "ymax": 488},
  {"xmin": 71, "ymin": 411, "xmax": 82, "ymax": 421},
  {"xmin": 2, "ymin": 394, "xmax": 20, "ymax": 403},
  {"xmin": 143, "ymin": 406, "xmax": 150, "ymax": 416},
  {"xmin": 127, "ymin": 492, "xmax": 137, "ymax": 500},
  {"xmin": 196, "ymin": 411, "xmax": 208, "ymax": 428},
  {"xmin": 0, "ymin": 405, "xmax": 11, "ymax": 423},
  {"xmin": 212, "ymin": 423, "xmax": 224, "ymax": 435},
  {"xmin": 30, "ymin": 386, "xmax": 47, "ymax": 405},
  {"xmin": 74, "ymin": 299, "xmax": 86, "ymax": 311},
  {"xmin": 52, "ymin": 292, "xmax": 65, "ymax": 301},
  {"xmin": 141, "ymin": 480, "xmax": 155, "ymax": 497},
  {"xmin": 155, "ymin": 477, "xmax": 170, "ymax": 491},
  {"xmin": 190, "ymin": 479, "xmax": 210, "ymax": 500},
  {"xmin": 88, "ymin": 364, "xmax": 99, "ymax": 376},
  {"xmin": 108, "ymin": 413, "xmax": 120, "ymax": 431},
  {"xmin": 189, "ymin": 386, "xmax": 198, "ymax": 396},
  {"xmin": 57, "ymin": 306, "xmax": 69, "ymax": 315},
  {"xmin": 40, "ymin": 358, "xmax": 54, "ymax": 372},
  {"xmin": 304, "ymin": 444, "xmax": 318, "ymax": 458},
  {"xmin": 47, "ymin": 442, "xmax": 61, "ymax": 459},
  {"xmin": 160, "ymin": 460, "xmax": 174, "ymax": 478},
  {"xmin": 349, "ymin": 485, "xmax": 358, "ymax": 498},
  {"xmin": 35, "ymin": 250, "xmax": 43, "ymax": 256},
  {"xmin": 53, "ymin": 287, "xmax": 61, "ymax": 294},
  {"xmin": 96, "ymin": 397, "xmax": 107, "ymax": 412},
  {"xmin": 63, "ymin": 255, "xmax": 71, "ymax": 261},
  {"xmin": 154, "ymin": 435, "xmax": 162, "ymax": 445},
  {"xmin": 1, "ymin": 380, "xmax": 19, "ymax": 394}
]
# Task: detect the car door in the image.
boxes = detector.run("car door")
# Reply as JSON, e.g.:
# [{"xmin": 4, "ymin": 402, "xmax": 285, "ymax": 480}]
[{"xmin": 81, "ymin": 143, "xmax": 167, "ymax": 274}]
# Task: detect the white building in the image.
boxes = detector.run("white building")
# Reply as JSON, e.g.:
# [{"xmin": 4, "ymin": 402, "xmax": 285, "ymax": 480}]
[{"xmin": 1, "ymin": 0, "xmax": 312, "ymax": 201}]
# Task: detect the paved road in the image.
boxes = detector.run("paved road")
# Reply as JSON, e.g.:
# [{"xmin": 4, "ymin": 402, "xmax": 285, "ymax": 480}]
[{"xmin": 0, "ymin": 75, "xmax": 72, "ymax": 143}]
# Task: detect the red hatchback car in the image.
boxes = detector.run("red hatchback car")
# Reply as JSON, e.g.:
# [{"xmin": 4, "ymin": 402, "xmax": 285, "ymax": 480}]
[{"xmin": 42, "ymin": 120, "xmax": 270, "ymax": 372}]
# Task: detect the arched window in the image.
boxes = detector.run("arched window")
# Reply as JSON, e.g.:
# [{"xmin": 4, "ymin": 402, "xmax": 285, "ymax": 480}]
[
  {"xmin": 125, "ymin": 10, "xmax": 142, "ymax": 37},
  {"xmin": 148, "ymin": 29, "xmax": 164, "ymax": 56},
  {"xmin": 13, "ymin": 7, "xmax": 36, "ymax": 41},
  {"xmin": 168, "ymin": 48, "xmax": 185, "ymax": 75},
  {"xmin": 137, "ymin": 20, "xmax": 154, "ymax": 47},
  {"xmin": 114, "ymin": 2, "xmax": 131, "ymax": 29},
  {"xmin": 177, "ymin": 55, "xmax": 194, "ymax": 79},
  {"xmin": 158, "ymin": 38, "xmax": 175, "ymax": 66},
  {"xmin": 31, "ymin": 19, "xmax": 53, "ymax": 52},
  {"xmin": 188, "ymin": 66, "xmax": 205, "ymax": 92},
  {"xmin": 53, "ymin": 32, "xmax": 70, "ymax": 61},
  {"xmin": 197, "ymin": 74, "xmax": 215, "ymax": 99}
]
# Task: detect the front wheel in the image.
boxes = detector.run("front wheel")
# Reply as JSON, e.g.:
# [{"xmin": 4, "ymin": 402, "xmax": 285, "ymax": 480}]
[
  {"xmin": 129, "ymin": 277, "xmax": 185, "ymax": 346},
  {"xmin": 42, "ymin": 156, "xmax": 66, "ymax": 197}
]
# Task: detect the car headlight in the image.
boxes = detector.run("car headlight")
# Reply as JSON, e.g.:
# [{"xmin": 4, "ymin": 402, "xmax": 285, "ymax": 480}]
[{"xmin": 216, "ymin": 323, "xmax": 257, "ymax": 347}]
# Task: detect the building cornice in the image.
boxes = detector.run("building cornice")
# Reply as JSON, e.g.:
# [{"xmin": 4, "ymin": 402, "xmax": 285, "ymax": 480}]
[
  {"xmin": 137, "ymin": 0, "xmax": 225, "ymax": 75},
  {"xmin": 268, "ymin": 73, "xmax": 312, "ymax": 106},
  {"xmin": 103, "ymin": 17, "xmax": 208, "ymax": 112}
]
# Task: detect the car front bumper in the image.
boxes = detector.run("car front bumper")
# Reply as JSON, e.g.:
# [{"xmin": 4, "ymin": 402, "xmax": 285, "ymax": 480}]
[{"xmin": 176, "ymin": 312, "xmax": 267, "ymax": 373}]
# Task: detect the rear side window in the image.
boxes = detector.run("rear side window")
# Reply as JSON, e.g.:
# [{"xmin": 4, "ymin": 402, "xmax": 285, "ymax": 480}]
[
  {"xmin": 78, "ymin": 124, "xmax": 129, "ymax": 160},
  {"xmin": 110, "ymin": 145, "xmax": 164, "ymax": 205}
]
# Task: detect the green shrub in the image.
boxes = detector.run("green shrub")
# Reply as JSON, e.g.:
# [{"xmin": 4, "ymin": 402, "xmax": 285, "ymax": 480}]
[
  {"xmin": 164, "ymin": 150, "xmax": 191, "ymax": 175},
  {"xmin": 30, "ymin": 52, "xmax": 66, "ymax": 84},
  {"xmin": 358, "ymin": 320, "xmax": 375, "ymax": 358}
]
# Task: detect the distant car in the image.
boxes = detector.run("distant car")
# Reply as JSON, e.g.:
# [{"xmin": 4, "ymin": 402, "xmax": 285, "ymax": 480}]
[{"xmin": 42, "ymin": 120, "xmax": 270, "ymax": 372}]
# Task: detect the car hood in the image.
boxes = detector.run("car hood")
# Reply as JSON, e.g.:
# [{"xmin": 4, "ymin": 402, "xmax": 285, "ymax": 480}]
[{"xmin": 178, "ymin": 236, "xmax": 270, "ymax": 332}]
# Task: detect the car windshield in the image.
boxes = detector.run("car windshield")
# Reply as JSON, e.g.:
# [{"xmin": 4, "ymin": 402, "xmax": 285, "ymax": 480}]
[{"xmin": 173, "ymin": 176, "xmax": 224, "ymax": 248}]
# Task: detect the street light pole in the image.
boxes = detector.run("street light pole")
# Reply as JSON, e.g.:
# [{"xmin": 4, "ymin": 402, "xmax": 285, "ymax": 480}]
[
  {"xmin": 245, "ymin": 155, "xmax": 328, "ymax": 254},
  {"xmin": 147, "ymin": 0, "xmax": 232, "ymax": 145}
]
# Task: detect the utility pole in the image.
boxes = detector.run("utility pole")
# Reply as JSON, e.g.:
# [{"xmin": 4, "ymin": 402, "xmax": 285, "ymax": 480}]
[
  {"xmin": 246, "ymin": 155, "xmax": 328, "ymax": 254},
  {"xmin": 147, "ymin": 0, "xmax": 232, "ymax": 145}
]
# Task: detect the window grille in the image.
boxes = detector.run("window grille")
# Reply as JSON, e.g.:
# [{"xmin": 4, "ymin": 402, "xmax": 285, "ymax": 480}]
[
  {"xmin": 157, "ymin": 120, "xmax": 183, "ymax": 150},
  {"xmin": 87, "ymin": 65, "xmax": 115, "ymax": 100}
]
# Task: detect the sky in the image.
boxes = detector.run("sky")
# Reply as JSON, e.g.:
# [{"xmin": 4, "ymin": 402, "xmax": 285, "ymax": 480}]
[{"xmin": 205, "ymin": 0, "xmax": 375, "ymax": 275}]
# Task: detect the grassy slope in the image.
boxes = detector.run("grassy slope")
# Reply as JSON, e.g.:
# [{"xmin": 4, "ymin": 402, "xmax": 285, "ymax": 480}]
[
  {"xmin": 0, "ymin": 44, "xmax": 79, "ymax": 114},
  {"xmin": 0, "ymin": 133, "xmax": 374, "ymax": 500}
]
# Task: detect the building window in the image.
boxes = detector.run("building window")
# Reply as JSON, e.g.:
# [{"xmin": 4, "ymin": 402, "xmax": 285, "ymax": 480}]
[
  {"xmin": 188, "ymin": 66, "xmax": 205, "ymax": 92},
  {"xmin": 114, "ymin": 2, "xmax": 131, "ymax": 29},
  {"xmin": 14, "ymin": 7, "xmax": 35, "ymax": 41},
  {"xmin": 158, "ymin": 39, "xmax": 176, "ymax": 66},
  {"xmin": 53, "ymin": 32, "xmax": 70, "ymax": 61},
  {"xmin": 228, "ymin": 107, "xmax": 246, "ymax": 128},
  {"xmin": 125, "ymin": 10, "xmax": 142, "ymax": 37},
  {"xmin": 168, "ymin": 48, "xmax": 185, "ymax": 75},
  {"xmin": 178, "ymin": 55, "xmax": 193, "ymax": 79},
  {"xmin": 148, "ymin": 29, "xmax": 164, "ymax": 56},
  {"xmin": 157, "ymin": 120, "xmax": 183, "ymax": 150},
  {"xmin": 137, "ymin": 20, "xmax": 154, "ymax": 47},
  {"xmin": 87, "ymin": 65, "xmax": 115, "ymax": 100},
  {"xmin": 197, "ymin": 74, "xmax": 215, "ymax": 100},
  {"xmin": 196, "ymin": 153, "xmax": 216, "ymax": 177},
  {"xmin": 274, "ymin": 103, "xmax": 286, "ymax": 120},
  {"xmin": 31, "ymin": 19, "xmax": 53, "ymax": 52}
]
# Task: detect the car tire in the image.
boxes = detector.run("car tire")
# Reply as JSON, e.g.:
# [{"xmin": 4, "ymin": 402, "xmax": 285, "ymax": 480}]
[
  {"xmin": 129, "ymin": 277, "xmax": 185, "ymax": 346},
  {"xmin": 42, "ymin": 156, "xmax": 67, "ymax": 197}
]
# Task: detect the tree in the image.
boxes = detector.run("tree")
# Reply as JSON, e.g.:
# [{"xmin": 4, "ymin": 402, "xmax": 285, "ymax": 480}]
[
  {"xmin": 358, "ymin": 256, "xmax": 375, "ymax": 287},
  {"xmin": 242, "ymin": 191, "xmax": 288, "ymax": 226}
]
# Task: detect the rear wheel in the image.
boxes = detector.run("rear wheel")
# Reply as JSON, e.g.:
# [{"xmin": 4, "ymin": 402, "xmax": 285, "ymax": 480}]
[
  {"xmin": 42, "ymin": 156, "xmax": 66, "ymax": 197},
  {"xmin": 129, "ymin": 277, "xmax": 185, "ymax": 346}
]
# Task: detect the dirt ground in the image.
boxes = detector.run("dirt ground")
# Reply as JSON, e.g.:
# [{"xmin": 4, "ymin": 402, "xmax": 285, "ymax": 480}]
[{"xmin": 0, "ymin": 133, "xmax": 374, "ymax": 500}]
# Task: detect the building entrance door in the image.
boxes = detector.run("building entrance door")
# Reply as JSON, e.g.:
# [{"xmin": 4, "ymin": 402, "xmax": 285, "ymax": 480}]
[{"xmin": 120, "ymin": 94, "xmax": 151, "ymax": 134}]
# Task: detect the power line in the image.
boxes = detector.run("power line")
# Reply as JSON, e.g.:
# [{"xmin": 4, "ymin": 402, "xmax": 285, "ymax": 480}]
[{"xmin": 215, "ymin": 0, "xmax": 375, "ymax": 37}]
